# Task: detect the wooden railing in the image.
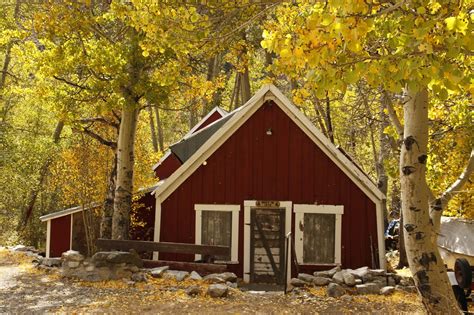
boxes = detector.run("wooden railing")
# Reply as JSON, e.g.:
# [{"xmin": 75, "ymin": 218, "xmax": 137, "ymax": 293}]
[{"xmin": 96, "ymin": 239, "xmax": 230, "ymax": 257}]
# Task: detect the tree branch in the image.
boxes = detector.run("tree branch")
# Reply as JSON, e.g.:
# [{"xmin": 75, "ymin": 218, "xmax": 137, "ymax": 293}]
[
  {"xmin": 73, "ymin": 127, "xmax": 117, "ymax": 149},
  {"xmin": 75, "ymin": 117, "xmax": 119, "ymax": 129},
  {"xmin": 430, "ymin": 149, "xmax": 474, "ymax": 230},
  {"xmin": 383, "ymin": 91, "xmax": 403, "ymax": 140},
  {"xmin": 53, "ymin": 75, "xmax": 89, "ymax": 90}
]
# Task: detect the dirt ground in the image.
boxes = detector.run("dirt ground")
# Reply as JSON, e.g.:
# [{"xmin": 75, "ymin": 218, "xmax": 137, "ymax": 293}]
[{"xmin": 0, "ymin": 249, "xmax": 426, "ymax": 314}]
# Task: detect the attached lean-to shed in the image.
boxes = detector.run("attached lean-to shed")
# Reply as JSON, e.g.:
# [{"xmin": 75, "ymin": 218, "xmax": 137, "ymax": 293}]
[
  {"xmin": 39, "ymin": 107, "xmax": 227, "ymax": 259},
  {"xmin": 39, "ymin": 204, "xmax": 101, "ymax": 258},
  {"xmin": 152, "ymin": 85, "xmax": 386, "ymax": 285}
]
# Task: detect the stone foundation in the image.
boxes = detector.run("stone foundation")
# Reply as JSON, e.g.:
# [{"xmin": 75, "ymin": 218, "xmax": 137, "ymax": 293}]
[{"xmin": 61, "ymin": 250, "xmax": 143, "ymax": 282}]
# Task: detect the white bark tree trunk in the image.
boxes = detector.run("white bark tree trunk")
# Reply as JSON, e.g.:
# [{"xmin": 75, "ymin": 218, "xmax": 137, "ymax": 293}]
[
  {"xmin": 111, "ymin": 106, "xmax": 139, "ymax": 240},
  {"xmin": 400, "ymin": 88, "xmax": 460, "ymax": 313}
]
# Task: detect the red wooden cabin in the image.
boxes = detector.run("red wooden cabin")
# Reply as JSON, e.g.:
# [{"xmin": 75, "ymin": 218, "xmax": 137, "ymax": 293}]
[{"xmin": 152, "ymin": 85, "xmax": 386, "ymax": 285}]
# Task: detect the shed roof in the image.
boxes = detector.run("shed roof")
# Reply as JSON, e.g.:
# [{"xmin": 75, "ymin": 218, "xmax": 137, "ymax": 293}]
[{"xmin": 39, "ymin": 202, "xmax": 100, "ymax": 222}]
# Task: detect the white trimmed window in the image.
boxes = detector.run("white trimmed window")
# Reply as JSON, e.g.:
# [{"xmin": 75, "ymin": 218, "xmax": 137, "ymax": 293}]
[
  {"xmin": 195, "ymin": 204, "xmax": 239, "ymax": 263},
  {"xmin": 294, "ymin": 205, "xmax": 344, "ymax": 264}
]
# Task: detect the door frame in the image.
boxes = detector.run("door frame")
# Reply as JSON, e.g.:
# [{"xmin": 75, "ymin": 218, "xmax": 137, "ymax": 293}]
[{"xmin": 243, "ymin": 200, "xmax": 292, "ymax": 284}]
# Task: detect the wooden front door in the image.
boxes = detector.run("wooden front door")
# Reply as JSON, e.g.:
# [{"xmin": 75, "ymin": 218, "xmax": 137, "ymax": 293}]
[{"xmin": 250, "ymin": 208, "xmax": 286, "ymax": 284}]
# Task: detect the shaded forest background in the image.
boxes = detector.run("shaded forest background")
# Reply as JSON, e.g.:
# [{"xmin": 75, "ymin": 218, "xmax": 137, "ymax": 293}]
[{"xmin": 0, "ymin": 1, "xmax": 472, "ymax": 247}]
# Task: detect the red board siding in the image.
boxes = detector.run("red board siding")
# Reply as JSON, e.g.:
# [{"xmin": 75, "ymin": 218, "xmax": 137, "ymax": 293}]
[
  {"xmin": 130, "ymin": 192, "xmax": 156, "ymax": 242},
  {"xmin": 154, "ymin": 153, "xmax": 182, "ymax": 179},
  {"xmin": 159, "ymin": 100, "xmax": 378, "ymax": 277},
  {"xmin": 50, "ymin": 215, "xmax": 71, "ymax": 258},
  {"xmin": 195, "ymin": 111, "xmax": 224, "ymax": 132}
]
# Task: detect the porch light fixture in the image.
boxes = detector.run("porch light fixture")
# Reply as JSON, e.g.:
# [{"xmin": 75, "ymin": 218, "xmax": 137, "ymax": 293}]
[{"xmin": 266, "ymin": 128, "xmax": 273, "ymax": 136}]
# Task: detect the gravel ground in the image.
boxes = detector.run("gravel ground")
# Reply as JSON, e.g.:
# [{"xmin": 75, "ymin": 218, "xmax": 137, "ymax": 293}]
[{"xmin": 0, "ymin": 249, "xmax": 426, "ymax": 314}]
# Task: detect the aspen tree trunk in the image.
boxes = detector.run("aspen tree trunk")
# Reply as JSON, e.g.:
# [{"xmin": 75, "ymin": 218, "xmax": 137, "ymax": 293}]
[
  {"xmin": 400, "ymin": 88, "xmax": 459, "ymax": 313},
  {"xmin": 100, "ymin": 153, "xmax": 116, "ymax": 239},
  {"xmin": 377, "ymin": 96, "xmax": 389, "ymax": 227},
  {"xmin": 111, "ymin": 106, "xmax": 138, "ymax": 240},
  {"xmin": 241, "ymin": 66, "xmax": 251, "ymax": 104},
  {"xmin": 153, "ymin": 106, "xmax": 164, "ymax": 152},
  {"xmin": 147, "ymin": 106, "xmax": 158, "ymax": 152}
]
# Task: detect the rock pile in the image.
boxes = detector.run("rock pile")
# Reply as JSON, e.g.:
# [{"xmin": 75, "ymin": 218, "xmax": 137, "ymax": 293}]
[
  {"xmin": 148, "ymin": 268, "xmax": 238, "ymax": 297},
  {"xmin": 61, "ymin": 250, "xmax": 143, "ymax": 282},
  {"xmin": 290, "ymin": 266, "xmax": 415, "ymax": 297}
]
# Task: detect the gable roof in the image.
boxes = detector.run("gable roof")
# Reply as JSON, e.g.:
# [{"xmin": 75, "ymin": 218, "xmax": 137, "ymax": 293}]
[
  {"xmin": 152, "ymin": 106, "xmax": 227, "ymax": 171},
  {"xmin": 153, "ymin": 85, "xmax": 385, "ymax": 203}
]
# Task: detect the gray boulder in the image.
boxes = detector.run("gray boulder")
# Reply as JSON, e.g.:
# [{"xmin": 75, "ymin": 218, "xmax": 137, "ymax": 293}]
[
  {"xmin": 203, "ymin": 274, "xmax": 225, "ymax": 284},
  {"xmin": 343, "ymin": 272, "xmax": 356, "ymax": 287},
  {"xmin": 327, "ymin": 283, "xmax": 346, "ymax": 298},
  {"xmin": 186, "ymin": 285, "xmax": 201, "ymax": 296},
  {"xmin": 67, "ymin": 261, "xmax": 80, "ymax": 268},
  {"xmin": 332, "ymin": 271, "xmax": 345, "ymax": 284},
  {"xmin": 290, "ymin": 278, "xmax": 307, "ymax": 287},
  {"xmin": 92, "ymin": 251, "xmax": 143, "ymax": 268},
  {"xmin": 313, "ymin": 277, "xmax": 331, "ymax": 286},
  {"xmin": 327, "ymin": 266, "xmax": 341, "ymax": 277},
  {"xmin": 356, "ymin": 283, "xmax": 381, "ymax": 295},
  {"xmin": 370, "ymin": 269, "xmax": 386, "ymax": 276},
  {"xmin": 313, "ymin": 270, "xmax": 331, "ymax": 278},
  {"xmin": 204, "ymin": 272, "xmax": 237, "ymax": 283},
  {"xmin": 42, "ymin": 258, "xmax": 62, "ymax": 267},
  {"xmin": 226, "ymin": 281, "xmax": 238, "ymax": 289},
  {"xmin": 380, "ymin": 286, "xmax": 395, "ymax": 295},
  {"xmin": 218, "ymin": 272, "xmax": 237, "ymax": 283},
  {"xmin": 163, "ymin": 270, "xmax": 189, "ymax": 282},
  {"xmin": 150, "ymin": 266, "xmax": 169, "ymax": 278},
  {"xmin": 207, "ymin": 284, "xmax": 228, "ymax": 298},
  {"xmin": 131, "ymin": 272, "xmax": 148, "ymax": 282},
  {"xmin": 189, "ymin": 271, "xmax": 202, "ymax": 281},
  {"xmin": 298, "ymin": 273, "xmax": 316, "ymax": 283},
  {"xmin": 62, "ymin": 250, "xmax": 84, "ymax": 262},
  {"xmin": 347, "ymin": 266, "xmax": 369, "ymax": 279}
]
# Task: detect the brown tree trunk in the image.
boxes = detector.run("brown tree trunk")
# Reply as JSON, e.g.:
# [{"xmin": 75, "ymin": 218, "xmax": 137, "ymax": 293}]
[
  {"xmin": 153, "ymin": 106, "xmax": 164, "ymax": 152},
  {"xmin": 0, "ymin": 0, "xmax": 21, "ymax": 122},
  {"xmin": 400, "ymin": 88, "xmax": 459, "ymax": 313},
  {"xmin": 100, "ymin": 153, "xmax": 116, "ymax": 239},
  {"xmin": 240, "ymin": 66, "xmax": 251, "ymax": 104},
  {"xmin": 19, "ymin": 120, "xmax": 64, "ymax": 229},
  {"xmin": 325, "ymin": 95, "xmax": 334, "ymax": 143},
  {"xmin": 147, "ymin": 105, "xmax": 158, "ymax": 152}
]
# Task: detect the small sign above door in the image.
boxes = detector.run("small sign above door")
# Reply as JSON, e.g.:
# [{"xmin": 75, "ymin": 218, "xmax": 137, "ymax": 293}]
[{"xmin": 256, "ymin": 200, "xmax": 280, "ymax": 208}]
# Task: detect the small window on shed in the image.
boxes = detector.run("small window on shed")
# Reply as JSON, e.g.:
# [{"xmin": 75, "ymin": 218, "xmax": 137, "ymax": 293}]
[
  {"xmin": 201, "ymin": 211, "xmax": 232, "ymax": 261},
  {"xmin": 195, "ymin": 204, "xmax": 240, "ymax": 263},
  {"xmin": 294, "ymin": 205, "xmax": 344, "ymax": 264}
]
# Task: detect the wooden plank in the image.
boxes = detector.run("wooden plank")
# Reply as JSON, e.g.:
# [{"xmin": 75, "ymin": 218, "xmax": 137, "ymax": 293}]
[
  {"xmin": 96, "ymin": 239, "xmax": 230, "ymax": 256},
  {"xmin": 254, "ymin": 213, "xmax": 280, "ymax": 278},
  {"xmin": 303, "ymin": 213, "xmax": 335, "ymax": 264},
  {"xmin": 201, "ymin": 211, "xmax": 232, "ymax": 261},
  {"xmin": 143, "ymin": 260, "xmax": 227, "ymax": 275}
]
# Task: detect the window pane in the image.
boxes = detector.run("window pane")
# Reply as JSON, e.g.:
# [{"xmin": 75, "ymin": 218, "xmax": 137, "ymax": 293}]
[
  {"xmin": 201, "ymin": 211, "xmax": 232, "ymax": 261},
  {"xmin": 303, "ymin": 213, "xmax": 335, "ymax": 264}
]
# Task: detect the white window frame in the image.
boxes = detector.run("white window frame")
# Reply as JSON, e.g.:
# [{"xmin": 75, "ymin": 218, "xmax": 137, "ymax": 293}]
[
  {"xmin": 194, "ymin": 204, "xmax": 240, "ymax": 263},
  {"xmin": 293, "ymin": 204, "xmax": 344, "ymax": 265}
]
